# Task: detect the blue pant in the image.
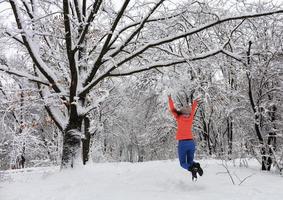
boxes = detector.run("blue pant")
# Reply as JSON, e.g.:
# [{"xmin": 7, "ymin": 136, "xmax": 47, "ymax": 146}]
[{"xmin": 178, "ymin": 140, "xmax": 195, "ymax": 170}]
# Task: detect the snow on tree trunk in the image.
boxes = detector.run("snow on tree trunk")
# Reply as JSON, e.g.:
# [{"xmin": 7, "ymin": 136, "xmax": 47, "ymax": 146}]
[
  {"xmin": 61, "ymin": 105, "xmax": 83, "ymax": 168},
  {"xmin": 61, "ymin": 131, "xmax": 81, "ymax": 168},
  {"xmin": 61, "ymin": 128, "xmax": 82, "ymax": 168}
]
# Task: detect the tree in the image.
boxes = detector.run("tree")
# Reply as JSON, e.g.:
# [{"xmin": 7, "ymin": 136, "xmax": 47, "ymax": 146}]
[
  {"xmin": 0, "ymin": 69, "xmax": 60, "ymax": 170},
  {"xmin": 214, "ymin": 2, "xmax": 283, "ymax": 170}
]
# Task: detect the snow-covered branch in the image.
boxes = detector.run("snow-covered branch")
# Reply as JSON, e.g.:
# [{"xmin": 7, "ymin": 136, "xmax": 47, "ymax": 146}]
[
  {"xmin": 83, "ymin": 0, "xmax": 165, "ymax": 88},
  {"xmin": 108, "ymin": 10, "xmax": 186, "ymax": 48},
  {"xmin": 109, "ymin": 0, "xmax": 166, "ymax": 59},
  {"xmin": 5, "ymin": 31, "xmax": 24, "ymax": 45},
  {"xmin": 9, "ymin": 0, "xmax": 64, "ymax": 94},
  {"xmin": 79, "ymin": 48, "xmax": 226, "ymax": 95},
  {"xmin": 63, "ymin": 0, "xmax": 79, "ymax": 103},
  {"xmin": 115, "ymin": 9, "xmax": 283, "ymax": 67},
  {"xmin": 0, "ymin": 65, "xmax": 50, "ymax": 86},
  {"xmin": 73, "ymin": 0, "xmax": 103, "ymax": 52},
  {"xmin": 82, "ymin": 0, "xmax": 131, "ymax": 86},
  {"xmin": 39, "ymin": 87, "xmax": 67, "ymax": 132}
]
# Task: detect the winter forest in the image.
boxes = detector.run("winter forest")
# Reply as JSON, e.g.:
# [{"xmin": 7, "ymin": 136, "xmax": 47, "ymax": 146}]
[{"xmin": 0, "ymin": 0, "xmax": 283, "ymax": 199}]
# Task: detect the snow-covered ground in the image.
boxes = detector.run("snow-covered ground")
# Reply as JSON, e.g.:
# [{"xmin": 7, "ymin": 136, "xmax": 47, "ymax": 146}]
[{"xmin": 0, "ymin": 159, "xmax": 282, "ymax": 200}]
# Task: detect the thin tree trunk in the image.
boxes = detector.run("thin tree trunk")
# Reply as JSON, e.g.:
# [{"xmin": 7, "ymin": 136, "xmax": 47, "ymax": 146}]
[
  {"xmin": 200, "ymin": 110, "xmax": 212, "ymax": 155},
  {"xmin": 82, "ymin": 116, "xmax": 91, "ymax": 165},
  {"xmin": 246, "ymin": 41, "xmax": 271, "ymax": 171},
  {"xmin": 264, "ymin": 104, "xmax": 277, "ymax": 170},
  {"xmin": 207, "ymin": 126, "xmax": 212, "ymax": 155},
  {"xmin": 227, "ymin": 116, "xmax": 233, "ymax": 158}
]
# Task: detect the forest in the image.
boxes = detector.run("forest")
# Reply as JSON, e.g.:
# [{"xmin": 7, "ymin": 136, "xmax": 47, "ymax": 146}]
[{"xmin": 0, "ymin": 0, "xmax": 282, "ymax": 173}]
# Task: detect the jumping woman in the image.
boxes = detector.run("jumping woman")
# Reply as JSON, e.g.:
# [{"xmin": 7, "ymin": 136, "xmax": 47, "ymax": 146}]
[{"xmin": 168, "ymin": 95, "xmax": 203, "ymax": 181}]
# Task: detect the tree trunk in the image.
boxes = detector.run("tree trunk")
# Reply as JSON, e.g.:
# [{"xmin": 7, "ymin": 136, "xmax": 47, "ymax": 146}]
[
  {"xmin": 227, "ymin": 116, "xmax": 233, "ymax": 158},
  {"xmin": 253, "ymin": 100, "xmax": 270, "ymax": 171},
  {"xmin": 138, "ymin": 148, "xmax": 145, "ymax": 162},
  {"xmin": 261, "ymin": 145, "xmax": 271, "ymax": 171},
  {"xmin": 246, "ymin": 41, "xmax": 271, "ymax": 171},
  {"xmin": 129, "ymin": 145, "xmax": 133, "ymax": 162},
  {"xmin": 61, "ymin": 105, "xmax": 83, "ymax": 168},
  {"xmin": 206, "ymin": 126, "xmax": 212, "ymax": 156},
  {"xmin": 262, "ymin": 104, "xmax": 277, "ymax": 171},
  {"xmin": 82, "ymin": 116, "xmax": 91, "ymax": 165},
  {"xmin": 61, "ymin": 128, "xmax": 82, "ymax": 168},
  {"xmin": 200, "ymin": 110, "xmax": 212, "ymax": 155}
]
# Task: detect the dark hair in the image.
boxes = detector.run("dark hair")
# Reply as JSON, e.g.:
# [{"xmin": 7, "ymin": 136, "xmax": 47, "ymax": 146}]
[{"xmin": 175, "ymin": 110, "xmax": 183, "ymax": 116}]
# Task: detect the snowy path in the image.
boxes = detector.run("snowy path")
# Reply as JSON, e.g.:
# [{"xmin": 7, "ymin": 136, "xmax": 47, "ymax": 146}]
[{"xmin": 0, "ymin": 159, "xmax": 282, "ymax": 200}]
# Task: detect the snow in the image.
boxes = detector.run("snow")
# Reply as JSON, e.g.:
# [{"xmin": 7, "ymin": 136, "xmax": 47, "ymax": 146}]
[{"xmin": 0, "ymin": 159, "xmax": 282, "ymax": 200}]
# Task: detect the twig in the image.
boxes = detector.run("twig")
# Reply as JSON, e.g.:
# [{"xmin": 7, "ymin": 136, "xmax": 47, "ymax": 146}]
[
  {"xmin": 238, "ymin": 173, "xmax": 255, "ymax": 186},
  {"xmin": 220, "ymin": 161, "xmax": 235, "ymax": 185}
]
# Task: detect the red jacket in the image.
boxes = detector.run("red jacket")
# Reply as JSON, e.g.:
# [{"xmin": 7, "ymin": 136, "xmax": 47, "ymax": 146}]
[{"xmin": 168, "ymin": 96, "xmax": 198, "ymax": 140}]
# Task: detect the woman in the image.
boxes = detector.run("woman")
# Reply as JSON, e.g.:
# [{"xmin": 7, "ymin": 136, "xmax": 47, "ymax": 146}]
[{"xmin": 168, "ymin": 95, "xmax": 203, "ymax": 181}]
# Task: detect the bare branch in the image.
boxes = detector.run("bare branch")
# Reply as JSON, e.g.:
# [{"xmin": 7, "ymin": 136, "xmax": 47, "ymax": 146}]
[
  {"xmin": 238, "ymin": 173, "xmax": 255, "ymax": 186},
  {"xmin": 220, "ymin": 162, "xmax": 235, "ymax": 185}
]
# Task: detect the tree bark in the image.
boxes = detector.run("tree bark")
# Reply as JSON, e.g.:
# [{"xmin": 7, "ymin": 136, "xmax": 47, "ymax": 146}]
[
  {"xmin": 227, "ymin": 116, "xmax": 233, "ymax": 158},
  {"xmin": 61, "ymin": 105, "xmax": 83, "ymax": 168},
  {"xmin": 82, "ymin": 116, "xmax": 91, "ymax": 165},
  {"xmin": 246, "ymin": 41, "xmax": 272, "ymax": 171},
  {"xmin": 264, "ymin": 103, "xmax": 277, "ymax": 170},
  {"xmin": 200, "ymin": 109, "xmax": 212, "ymax": 155}
]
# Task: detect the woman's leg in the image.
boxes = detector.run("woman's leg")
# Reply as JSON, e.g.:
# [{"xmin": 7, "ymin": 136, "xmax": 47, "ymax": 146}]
[
  {"xmin": 186, "ymin": 140, "xmax": 196, "ymax": 169},
  {"xmin": 178, "ymin": 140, "xmax": 195, "ymax": 170},
  {"xmin": 178, "ymin": 141, "xmax": 189, "ymax": 170}
]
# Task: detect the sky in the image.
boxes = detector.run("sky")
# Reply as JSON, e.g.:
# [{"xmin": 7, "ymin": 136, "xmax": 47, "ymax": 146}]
[{"xmin": 1, "ymin": 0, "xmax": 283, "ymax": 14}]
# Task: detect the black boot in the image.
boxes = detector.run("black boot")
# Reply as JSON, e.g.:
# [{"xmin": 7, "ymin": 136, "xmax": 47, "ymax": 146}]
[
  {"xmin": 193, "ymin": 162, "xmax": 203, "ymax": 176},
  {"xmin": 188, "ymin": 165, "xmax": 198, "ymax": 181}
]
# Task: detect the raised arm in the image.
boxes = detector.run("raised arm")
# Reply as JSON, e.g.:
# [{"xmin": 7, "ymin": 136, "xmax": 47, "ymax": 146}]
[{"xmin": 168, "ymin": 95, "xmax": 178, "ymax": 118}]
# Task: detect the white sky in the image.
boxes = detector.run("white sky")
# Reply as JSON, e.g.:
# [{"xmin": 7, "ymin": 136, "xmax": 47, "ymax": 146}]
[{"xmin": 1, "ymin": 0, "xmax": 283, "ymax": 14}]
